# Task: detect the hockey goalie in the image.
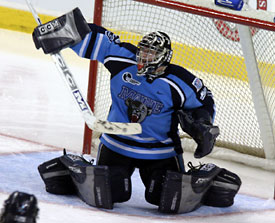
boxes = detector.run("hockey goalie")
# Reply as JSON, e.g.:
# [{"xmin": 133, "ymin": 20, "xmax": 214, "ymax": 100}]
[{"xmin": 32, "ymin": 8, "xmax": 242, "ymax": 213}]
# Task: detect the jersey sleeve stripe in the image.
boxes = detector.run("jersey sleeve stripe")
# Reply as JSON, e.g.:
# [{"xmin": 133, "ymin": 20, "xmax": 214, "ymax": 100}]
[
  {"xmin": 159, "ymin": 78, "xmax": 185, "ymax": 107},
  {"xmin": 92, "ymin": 33, "xmax": 104, "ymax": 60},
  {"xmin": 104, "ymin": 56, "xmax": 137, "ymax": 65},
  {"xmin": 79, "ymin": 34, "xmax": 90, "ymax": 57},
  {"xmin": 84, "ymin": 30, "xmax": 97, "ymax": 58}
]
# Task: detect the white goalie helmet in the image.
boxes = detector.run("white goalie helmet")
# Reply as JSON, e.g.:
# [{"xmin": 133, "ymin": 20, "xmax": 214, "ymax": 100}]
[{"xmin": 136, "ymin": 31, "xmax": 173, "ymax": 81}]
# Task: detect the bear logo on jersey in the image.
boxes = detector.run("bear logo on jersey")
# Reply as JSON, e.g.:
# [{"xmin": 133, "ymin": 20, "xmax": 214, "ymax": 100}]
[{"xmin": 125, "ymin": 98, "xmax": 152, "ymax": 123}]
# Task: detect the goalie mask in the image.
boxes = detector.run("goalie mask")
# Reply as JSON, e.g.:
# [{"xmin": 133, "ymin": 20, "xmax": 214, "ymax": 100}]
[{"xmin": 136, "ymin": 31, "xmax": 173, "ymax": 81}]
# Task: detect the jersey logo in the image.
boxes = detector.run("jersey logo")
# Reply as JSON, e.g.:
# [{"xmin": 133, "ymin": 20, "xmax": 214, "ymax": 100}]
[
  {"xmin": 200, "ymin": 87, "xmax": 207, "ymax": 100},
  {"xmin": 118, "ymin": 86, "xmax": 164, "ymax": 114},
  {"xmin": 38, "ymin": 20, "xmax": 61, "ymax": 35},
  {"xmin": 200, "ymin": 163, "xmax": 216, "ymax": 172},
  {"xmin": 192, "ymin": 78, "xmax": 203, "ymax": 92},
  {"xmin": 122, "ymin": 72, "xmax": 141, "ymax": 85},
  {"xmin": 125, "ymin": 98, "xmax": 152, "ymax": 123},
  {"xmin": 105, "ymin": 31, "xmax": 120, "ymax": 44}
]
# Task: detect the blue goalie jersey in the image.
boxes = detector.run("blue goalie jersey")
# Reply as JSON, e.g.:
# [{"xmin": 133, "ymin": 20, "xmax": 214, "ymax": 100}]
[{"xmin": 71, "ymin": 24, "xmax": 216, "ymax": 160}]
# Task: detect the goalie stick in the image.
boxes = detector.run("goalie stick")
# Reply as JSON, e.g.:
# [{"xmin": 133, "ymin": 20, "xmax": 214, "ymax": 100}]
[{"xmin": 25, "ymin": 0, "xmax": 142, "ymax": 135}]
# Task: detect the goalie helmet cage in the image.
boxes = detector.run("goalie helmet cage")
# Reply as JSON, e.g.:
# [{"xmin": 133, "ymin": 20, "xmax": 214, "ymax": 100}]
[{"xmin": 83, "ymin": 0, "xmax": 275, "ymax": 170}]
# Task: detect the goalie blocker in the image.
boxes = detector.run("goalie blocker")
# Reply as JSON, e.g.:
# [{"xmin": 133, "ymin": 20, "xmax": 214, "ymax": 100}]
[{"xmin": 32, "ymin": 7, "xmax": 91, "ymax": 54}]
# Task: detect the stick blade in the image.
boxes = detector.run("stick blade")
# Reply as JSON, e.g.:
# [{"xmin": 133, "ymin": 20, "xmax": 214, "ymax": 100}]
[{"xmin": 91, "ymin": 120, "xmax": 142, "ymax": 135}]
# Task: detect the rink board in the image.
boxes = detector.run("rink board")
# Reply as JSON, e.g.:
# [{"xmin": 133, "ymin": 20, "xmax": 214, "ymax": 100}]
[{"xmin": 0, "ymin": 150, "xmax": 275, "ymax": 219}]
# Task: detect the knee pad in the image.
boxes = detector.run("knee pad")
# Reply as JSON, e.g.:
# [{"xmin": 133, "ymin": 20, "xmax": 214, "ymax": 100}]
[
  {"xmin": 38, "ymin": 156, "xmax": 76, "ymax": 195},
  {"xmin": 109, "ymin": 166, "xmax": 132, "ymax": 203},
  {"xmin": 60, "ymin": 153, "xmax": 113, "ymax": 209},
  {"xmin": 144, "ymin": 169, "xmax": 167, "ymax": 206},
  {"xmin": 203, "ymin": 168, "xmax": 241, "ymax": 207},
  {"xmin": 159, "ymin": 163, "xmax": 221, "ymax": 214}
]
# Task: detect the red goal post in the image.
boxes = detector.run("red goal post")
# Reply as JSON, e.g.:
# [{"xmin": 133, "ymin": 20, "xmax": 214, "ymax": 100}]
[{"xmin": 83, "ymin": 0, "xmax": 275, "ymax": 170}]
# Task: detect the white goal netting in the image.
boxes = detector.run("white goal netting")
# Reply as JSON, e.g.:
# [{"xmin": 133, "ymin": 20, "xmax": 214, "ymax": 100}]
[{"xmin": 87, "ymin": 0, "xmax": 275, "ymax": 168}]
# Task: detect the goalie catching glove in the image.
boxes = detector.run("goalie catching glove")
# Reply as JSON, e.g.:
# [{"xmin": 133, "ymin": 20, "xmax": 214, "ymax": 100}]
[
  {"xmin": 32, "ymin": 7, "xmax": 91, "ymax": 54},
  {"xmin": 177, "ymin": 109, "xmax": 220, "ymax": 158}
]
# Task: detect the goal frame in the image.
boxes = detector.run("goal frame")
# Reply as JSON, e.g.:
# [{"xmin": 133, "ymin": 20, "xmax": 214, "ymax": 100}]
[
  {"xmin": 82, "ymin": 0, "xmax": 103, "ymax": 154},
  {"xmin": 83, "ymin": 0, "xmax": 275, "ymax": 169}
]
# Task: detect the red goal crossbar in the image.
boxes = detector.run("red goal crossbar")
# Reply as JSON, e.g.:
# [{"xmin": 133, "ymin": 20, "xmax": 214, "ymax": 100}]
[{"xmin": 137, "ymin": 0, "xmax": 275, "ymax": 30}]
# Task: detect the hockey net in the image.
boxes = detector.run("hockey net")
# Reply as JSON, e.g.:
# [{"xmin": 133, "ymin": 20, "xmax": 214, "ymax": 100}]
[{"xmin": 83, "ymin": 0, "xmax": 275, "ymax": 170}]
